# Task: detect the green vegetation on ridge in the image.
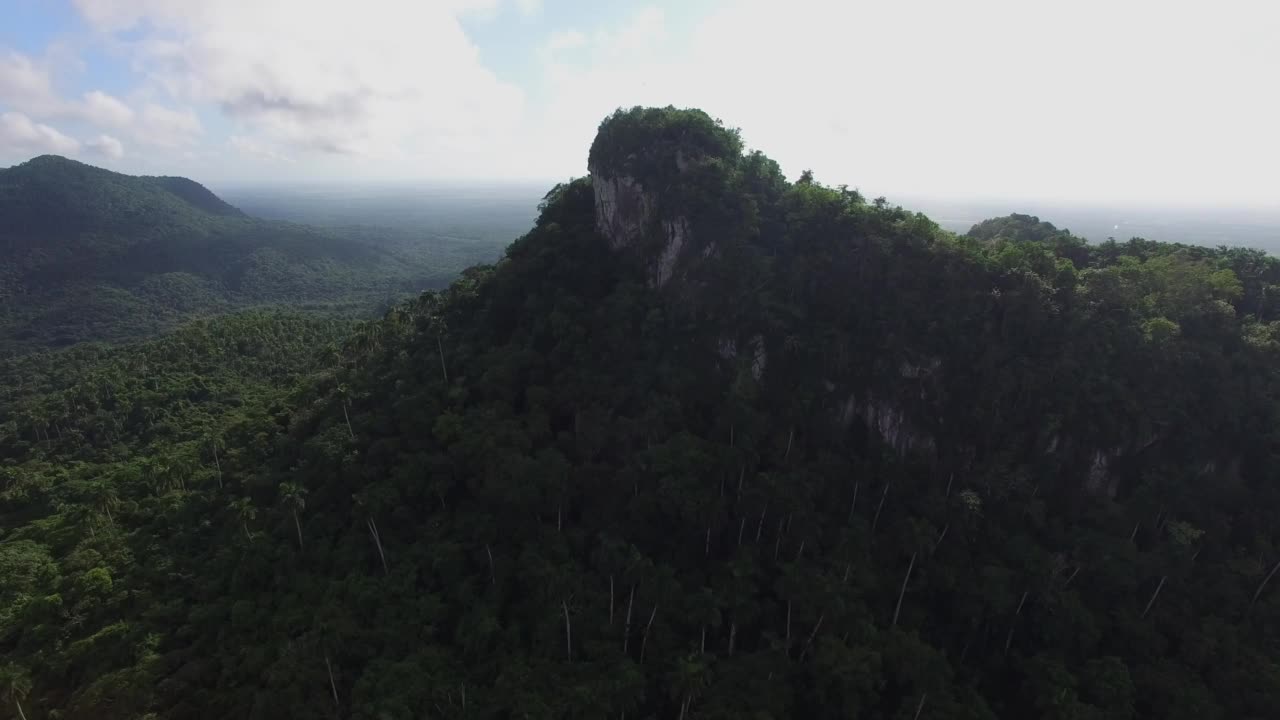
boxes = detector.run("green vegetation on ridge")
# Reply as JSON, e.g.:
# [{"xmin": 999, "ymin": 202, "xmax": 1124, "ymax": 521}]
[
  {"xmin": 0, "ymin": 155, "xmax": 477, "ymax": 353},
  {"xmin": 5, "ymin": 107, "xmax": 1280, "ymax": 719}
]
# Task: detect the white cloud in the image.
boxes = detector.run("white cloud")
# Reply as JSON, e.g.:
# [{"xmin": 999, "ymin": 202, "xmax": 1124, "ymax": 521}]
[
  {"xmin": 528, "ymin": 0, "xmax": 1280, "ymax": 205},
  {"xmin": 229, "ymin": 134, "xmax": 292, "ymax": 162},
  {"xmin": 46, "ymin": 0, "xmax": 1276, "ymax": 203},
  {"xmin": 545, "ymin": 30, "xmax": 587, "ymax": 53},
  {"xmin": 0, "ymin": 51, "xmax": 61, "ymax": 115},
  {"xmin": 515, "ymin": 0, "xmax": 542, "ymax": 17},
  {"xmin": 74, "ymin": 0, "xmax": 524, "ymax": 170},
  {"xmin": 0, "ymin": 111, "xmax": 81, "ymax": 155},
  {"xmin": 0, "ymin": 50, "xmax": 141, "ymax": 134},
  {"xmin": 85, "ymin": 133, "xmax": 125, "ymax": 159},
  {"xmin": 137, "ymin": 103, "xmax": 202, "ymax": 147},
  {"xmin": 81, "ymin": 90, "xmax": 134, "ymax": 127}
]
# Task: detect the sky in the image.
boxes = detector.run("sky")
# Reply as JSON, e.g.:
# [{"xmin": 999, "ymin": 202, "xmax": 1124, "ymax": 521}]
[{"xmin": 0, "ymin": 0, "xmax": 1277, "ymax": 206}]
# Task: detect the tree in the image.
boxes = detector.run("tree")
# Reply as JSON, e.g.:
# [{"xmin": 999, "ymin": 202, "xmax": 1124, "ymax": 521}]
[
  {"xmin": 0, "ymin": 663, "xmax": 32, "ymax": 720},
  {"xmin": 231, "ymin": 497, "xmax": 257, "ymax": 540},
  {"xmin": 279, "ymin": 482, "xmax": 308, "ymax": 550}
]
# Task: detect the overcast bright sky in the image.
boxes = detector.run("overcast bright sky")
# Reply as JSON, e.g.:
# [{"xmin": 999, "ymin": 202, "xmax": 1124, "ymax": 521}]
[{"xmin": 1, "ymin": 0, "xmax": 1277, "ymax": 205}]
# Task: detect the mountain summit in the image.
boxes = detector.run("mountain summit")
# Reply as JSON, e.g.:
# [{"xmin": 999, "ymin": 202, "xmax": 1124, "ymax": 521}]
[{"xmin": 0, "ymin": 155, "xmax": 244, "ymax": 236}]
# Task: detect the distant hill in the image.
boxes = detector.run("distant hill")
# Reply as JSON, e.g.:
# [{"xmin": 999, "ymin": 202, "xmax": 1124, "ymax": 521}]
[
  {"xmin": 147, "ymin": 175, "xmax": 247, "ymax": 217},
  {"xmin": 0, "ymin": 156, "xmax": 458, "ymax": 353}
]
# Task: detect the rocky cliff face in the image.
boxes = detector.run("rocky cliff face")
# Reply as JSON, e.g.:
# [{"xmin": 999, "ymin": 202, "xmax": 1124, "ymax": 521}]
[
  {"xmin": 587, "ymin": 106, "xmax": 742, "ymax": 289},
  {"xmin": 589, "ymin": 165, "xmax": 696, "ymax": 288},
  {"xmin": 591, "ymin": 174, "xmax": 652, "ymax": 250},
  {"xmin": 589, "ymin": 172, "xmax": 693, "ymax": 287}
]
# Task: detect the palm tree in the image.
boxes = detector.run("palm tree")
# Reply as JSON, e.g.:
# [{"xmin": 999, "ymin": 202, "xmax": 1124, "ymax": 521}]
[
  {"xmin": 336, "ymin": 385, "xmax": 355, "ymax": 440},
  {"xmin": 231, "ymin": 497, "xmax": 257, "ymax": 540},
  {"xmin": 208, "ymin": 434, "xmax": 225, "ymax": 489},
  {"xmin": 669, "ymin": 653, "xmax": 710, "ymax": 720},
  {"xmin": 0, "ymin": 662, "xmax": 32, "ymax": 720},
  {"xmin": 90, "ymin": 479, "xmax": 119, "ymax": 526},
  {"xmin": 279, "ymin": 482, "xmax": 308, "ymax": 550}
]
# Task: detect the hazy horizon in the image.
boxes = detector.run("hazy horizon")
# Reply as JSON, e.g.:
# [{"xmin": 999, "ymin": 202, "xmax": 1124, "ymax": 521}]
[{"xmin": 215, "ymin": 180, "xmax": 1280, "ymax": 252}]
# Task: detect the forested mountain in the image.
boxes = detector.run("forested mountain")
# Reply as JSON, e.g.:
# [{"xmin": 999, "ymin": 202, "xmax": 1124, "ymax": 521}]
[
  {"xmin": 0, "ymin": 156, "xmax": 461, "ymax": 353},
  {"xmin": 6, "ymin": 107, "xmax": 1280, "ymax": 719}
]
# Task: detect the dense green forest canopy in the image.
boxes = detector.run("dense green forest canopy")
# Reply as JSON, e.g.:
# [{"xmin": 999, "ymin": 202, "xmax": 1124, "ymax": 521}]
[
  {"xmin": 0, "ymin": 156, "xmax": 472, "ymax": 354},
  {"xmin": 5, "ymin": 107, "xmax": 1280, "ymax": 719}
]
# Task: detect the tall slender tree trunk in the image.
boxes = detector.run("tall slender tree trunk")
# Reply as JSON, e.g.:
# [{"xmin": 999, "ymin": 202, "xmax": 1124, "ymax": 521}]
[
  {"xmin": 342, "ymin": 402, "xmax": 355, "ymax": 440},
  {"xmin": 756, "ymin": 504, "xmax": 768, "ymax": 543},
  {"xmin": 737, "ymin": 517, "xmax": 746, "ymax": 547},
  {"xmin": 773, "ymin": 517, "xmax": 785, "ymax": 560},
  {"xmin": 1005, "ymin": 591, "xmax": 1029, "ymax": 653},
  {"xmin": 486, "ymin": 544, "xmax": 496, "ymax": 586},
  {"xmin": 1142, "ymin": 576, "xmax": 1167, "ymax": 618},
  {"xmin": 325, "ymin": 652, "xmax": 340, "ymax": 711},
  {"xmin": 1252, "ymin": 558, "xmax": 1280, "ymax": 606},
  {"xmin": 785, "ymin": 600, "xmax": 792, "ymax": 649},
  {"xmin": 437, "ymin": 335, "xmax": 449, "ymax": 384},
  {"xmin": 293, "ymin": 510, "xmax": 304, "ymax": 550},
  {"xmin": 934, "ymin": 523, "xmax": 949, "ymax": 551},
  {"xmin": 15, "ymin": 698, "xmax": 29, "ymax": 720},
  {"xmin": 563, "ymin": 600, "xmax": 573, "ymax": 661},
  {"xmin": 848, "ymin": 480, "xmax": 859, "ymax": 523},
  {"xmin": 892, "ymin": 552, "xmax": 916, "ymax": 627},
  {"xmin": 212, "ymin": 443, "xmax": 223, "ymax": 489},
  {"xmin": 1063, "ymin": 566, "xmax": 1081, "ymax": 588},
  {"xmin": 800, "ymin": 614, "xmax": 824, "ymax": 661},
  {"xmin": 728, "ymin": 622, "xmax": 737, "ymax": 656},
  {"xmin": 913, "ymin": 693, "xmax": 928, "ymax": 720},
  {"xmin": 640, "ymin": 605, "xmax": 658, "ymax": 664},
  {"xmin": 945, "ymin": 472, "xmax": 954, "ymax": 498},
  {"xmin": 367, "ymin": 517, "xmax": 388, "ymax": 574},
  {"xmin": 872, "ymin": 483, "xmax": 890, "ymax": 534},
  {"xmin": 784, "ymin": 427, "xmax": 794, "ymax": 460},
  {"xmin": 624, "ymin": 586, "xmax": 635, "ymax": 654}
]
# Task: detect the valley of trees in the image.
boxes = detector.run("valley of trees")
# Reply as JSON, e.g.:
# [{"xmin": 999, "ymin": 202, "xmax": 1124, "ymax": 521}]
[{"xmin": 5, "ymin": 107, "xmax": 1280, "ymax": 719}]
